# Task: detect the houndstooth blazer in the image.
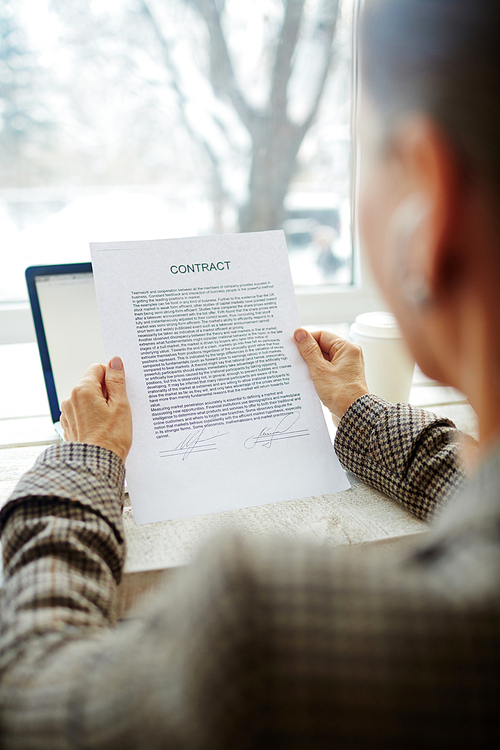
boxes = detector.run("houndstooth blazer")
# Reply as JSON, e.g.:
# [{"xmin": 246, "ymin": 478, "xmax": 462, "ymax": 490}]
[{"xmin": 1, "ymin": 395, "xmax": 499, "ymax": 748}]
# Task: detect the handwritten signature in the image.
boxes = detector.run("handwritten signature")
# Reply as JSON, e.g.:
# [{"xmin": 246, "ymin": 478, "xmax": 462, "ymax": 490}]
[
  {"xmin": 244, "ymin": 413, "xmax": 309, "ymax": 449},
  {"xmin": 160, "ymin": 427, "xmax": 229, "ymax": 461}
]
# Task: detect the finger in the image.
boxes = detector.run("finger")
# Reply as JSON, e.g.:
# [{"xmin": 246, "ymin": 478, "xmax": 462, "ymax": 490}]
[
  {"xmin": 79, "ymin": 362, "xmax": 107, "ymax": 388},
  {"xmin": 294, "ymin": 329, "xmax": 328, "ymax": 369},
  {"xmin": 324, "ymin": 335, "xmax": 364, "ymax": 367},
  {"xmin": 310, "ymin": 330, "xmax": 343, "ymax": 346},
  {"xmin": 104, "ymin": 356, "xmax": 127, "ymax": 404},
  {"xmin": 70, "ymin": 363, "xmax": 107, "ymax": 405},
  {"xmin": 313, "ymin": 330, "xmax": 347, "ymax": 357}
]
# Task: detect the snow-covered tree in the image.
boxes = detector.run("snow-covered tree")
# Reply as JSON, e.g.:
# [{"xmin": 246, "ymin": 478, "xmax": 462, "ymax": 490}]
[
  {"xmin": 139, "ymin": 0, "xmax": 344, "ymax": 231},
  {"xmin": 0, "ymin": 0, "xmax": 53, "ymax": 184}
]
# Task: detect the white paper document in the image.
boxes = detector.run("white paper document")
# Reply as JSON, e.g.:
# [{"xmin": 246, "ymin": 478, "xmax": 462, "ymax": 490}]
[{"xmin": 91, "ymin": 231, "xmax": 350, "ymax": 524}]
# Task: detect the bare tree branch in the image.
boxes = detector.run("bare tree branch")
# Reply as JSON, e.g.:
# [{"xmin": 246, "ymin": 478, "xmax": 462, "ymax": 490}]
[
  {"xmin": 138, "ymin": 0, "xmax": 229, "ymax": 218},
  {"xmin": 270, "ymin": 0, "xmax": 306, "ymax": 116},
  {"xmin": 138, "ymin": 1, "xmax": 188, "ymax": 115},
  {"xmin": 188, "ymin": 0, "xmax": 257, "ymax": 133},
  {"xmin": 48, "ymin": 0, "xmax": 352, "ymax": 234},
  {"xmin": 141, "ymin": 0, "xmax": 345, "ymax": 232},
  {"xmin": 301, "ymin": 0, "xmax": 341, "ymax": 134}
]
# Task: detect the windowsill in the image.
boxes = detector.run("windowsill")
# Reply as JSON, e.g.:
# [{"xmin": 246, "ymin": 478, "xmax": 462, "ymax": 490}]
[
  {"xmin": 0, "ymin": 280, "xmax": 385, "ymax": 345},
  {"xmin": 0, "ymin": 342, "xmax": 49, "ymax": 420},
  {"xmin": 0, "ymin": 301, "xmax": 36, "ymax": 344}
]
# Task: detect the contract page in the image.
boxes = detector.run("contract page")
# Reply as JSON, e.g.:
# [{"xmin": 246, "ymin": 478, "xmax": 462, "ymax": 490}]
[{"xmin": 91, "ymin": 231, "xmax": 350, "ymax": 524}]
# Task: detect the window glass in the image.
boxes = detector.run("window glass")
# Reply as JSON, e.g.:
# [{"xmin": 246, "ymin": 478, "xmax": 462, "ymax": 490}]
[{"xmin": 1, "ymin": 0, "xmax": 355, "ymax": 302}]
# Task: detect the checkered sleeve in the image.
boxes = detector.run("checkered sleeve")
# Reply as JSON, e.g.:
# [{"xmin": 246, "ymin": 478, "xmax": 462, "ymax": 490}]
[
  {"xmin": 0, "ymin": 441, "xmax": 497, "ymax": 746},
  {"xmin": 0, "ymin": 443, "xmax": 126, "ymax": 682},
  {"xmin": 334, "ymin": 395, "xmax": 467, "ymax": 520},
  {"xmin": 1, "ymin": 528, "xmax": 498, "ymax": 748}
]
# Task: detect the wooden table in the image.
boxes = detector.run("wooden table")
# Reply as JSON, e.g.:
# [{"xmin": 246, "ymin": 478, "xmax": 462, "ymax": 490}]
[{"xmin": 0, "ymin": 341, "xmax": 478, "ymax": 611}]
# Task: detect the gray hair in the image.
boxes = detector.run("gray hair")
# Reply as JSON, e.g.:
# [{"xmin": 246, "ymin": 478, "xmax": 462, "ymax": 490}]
[{"xmin": 360, "ymin": 0, "xmax": 500, "ymax": 190}]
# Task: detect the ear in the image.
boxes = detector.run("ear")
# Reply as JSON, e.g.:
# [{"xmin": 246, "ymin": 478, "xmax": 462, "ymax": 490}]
[{"xmin": 391, "ymin": 117, "xmax": 466, "ymax": 303}]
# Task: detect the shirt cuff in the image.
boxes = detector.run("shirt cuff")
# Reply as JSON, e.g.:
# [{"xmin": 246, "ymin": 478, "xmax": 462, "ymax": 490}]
[{"xmin": 0, "ymin": 443, "xmax": 126, "ymax": 542}]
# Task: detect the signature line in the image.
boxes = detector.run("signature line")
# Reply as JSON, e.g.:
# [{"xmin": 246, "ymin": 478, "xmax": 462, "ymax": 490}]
[
  {"xmin": 244, "ymin": 413, "xmax": 309, "ymax": 449},
  {"xmin": 159, "ymin": 427, "xmax": 229, "ymax": 461}
]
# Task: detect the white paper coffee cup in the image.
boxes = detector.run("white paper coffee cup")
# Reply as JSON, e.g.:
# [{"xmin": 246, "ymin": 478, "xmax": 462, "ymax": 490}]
[{"xmin": 349, "ymin": 311, "xmax": 415, "ymax": 404}]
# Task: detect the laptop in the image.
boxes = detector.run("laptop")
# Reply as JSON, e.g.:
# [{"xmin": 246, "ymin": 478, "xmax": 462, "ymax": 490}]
[{"xmin": 25, "ymin": 263, "xmax": 106, "ymax": 439}]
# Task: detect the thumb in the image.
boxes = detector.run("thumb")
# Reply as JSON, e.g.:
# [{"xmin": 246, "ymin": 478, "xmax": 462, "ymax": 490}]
[
  {"xmin": 294, "ymin": 329, "xmax": 324, "ymax": 367},
  {"xmin": 104, "ymin": 356, "xmax": 126, "ymax": 401}
]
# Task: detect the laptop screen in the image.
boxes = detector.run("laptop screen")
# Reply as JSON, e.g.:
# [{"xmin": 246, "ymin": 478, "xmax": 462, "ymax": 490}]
[{"xmin": 26, "ymin": 264, "xmax": 106, "ymax": 423}]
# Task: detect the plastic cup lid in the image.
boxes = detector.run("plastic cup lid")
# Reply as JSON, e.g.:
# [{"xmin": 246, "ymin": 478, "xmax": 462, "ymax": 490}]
[{"xmin": 351, "ymin": 311, "xmax": 402, "ymax": 339}]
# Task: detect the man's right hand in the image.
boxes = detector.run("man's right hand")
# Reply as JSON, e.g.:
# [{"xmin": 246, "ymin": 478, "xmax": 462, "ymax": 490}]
[{"xmin": 294, "ymin": 329, "xmax": 369, "ymax": 425}]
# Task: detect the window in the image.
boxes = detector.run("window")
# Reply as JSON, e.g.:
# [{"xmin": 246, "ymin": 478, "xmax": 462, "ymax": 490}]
[{"xmin": 0, "ymin": 0, "xmax": 381, "ymax": 344}]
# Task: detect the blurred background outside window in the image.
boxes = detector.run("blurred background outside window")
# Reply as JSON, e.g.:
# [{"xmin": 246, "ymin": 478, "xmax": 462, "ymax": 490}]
[{"xmin": 1, "ymin": 0, "xmax": 356, "ymax": 307}]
